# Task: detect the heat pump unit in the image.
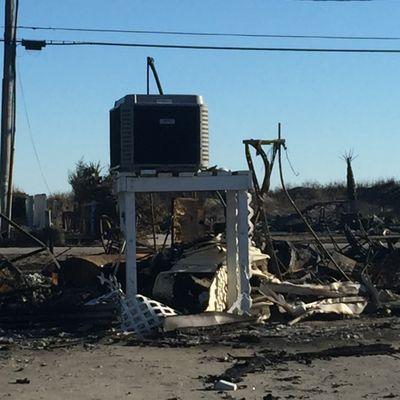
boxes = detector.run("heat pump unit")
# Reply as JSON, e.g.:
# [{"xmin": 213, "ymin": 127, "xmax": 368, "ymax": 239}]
[{"xmin": 110, "ymin": 94, "xmax": 209, "ymax": 172}]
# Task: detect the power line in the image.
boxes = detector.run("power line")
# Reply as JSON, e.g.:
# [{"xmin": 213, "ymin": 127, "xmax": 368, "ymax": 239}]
[
  {"xmin": 16, "ymin": 25, "xmax": 400, "ymax": 41},
  {"xmin": 33, "ymin": 39, "xmax": 400, "ymax": 53},
  {"xmin": 4, "ymin": 37, "xmax": 400, "ymax": 54},
  {"xmin": 17, "ymin": 68, "xmax": 52, "ymax": 194}
]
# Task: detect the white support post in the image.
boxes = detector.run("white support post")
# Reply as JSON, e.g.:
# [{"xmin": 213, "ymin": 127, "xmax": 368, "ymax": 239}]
[
  {"xmin": 237, "ymin": 190, "xmax": 251, "ymax": 313},
  {"xmin": 225, "ymin": 190, "xmax": 238, "ymax": 308},
  {"xmin": 119, "ymin": 191, "xmax": 137, "ymax": 296}
]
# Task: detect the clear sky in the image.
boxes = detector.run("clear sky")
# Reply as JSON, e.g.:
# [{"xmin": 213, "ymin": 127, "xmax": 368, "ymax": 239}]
[{"xmin": 2, "ymin": 0, "xmax": 400, "ymax": 194}]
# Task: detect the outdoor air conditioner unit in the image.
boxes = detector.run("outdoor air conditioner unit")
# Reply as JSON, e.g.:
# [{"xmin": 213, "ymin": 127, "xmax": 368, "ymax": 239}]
[{"xmin": 109, "ymin": 94, "xmax": 209, "ymax": 172}]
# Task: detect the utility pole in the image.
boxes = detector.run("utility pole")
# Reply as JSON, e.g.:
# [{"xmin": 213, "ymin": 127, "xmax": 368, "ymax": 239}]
[{"xmin": 0, "ymin": 0, "xmax": 17, "ymax": 237}]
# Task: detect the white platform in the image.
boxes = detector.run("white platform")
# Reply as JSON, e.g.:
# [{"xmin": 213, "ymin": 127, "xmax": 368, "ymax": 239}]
[{"xmin": 115, "ymin": 170, "xmax": 253, "ymax": 314}]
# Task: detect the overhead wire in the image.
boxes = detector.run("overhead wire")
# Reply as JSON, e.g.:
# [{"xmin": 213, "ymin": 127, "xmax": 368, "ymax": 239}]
[
  {"xmin": 15, "ymin": 39, "xmax": 400, "ymax": 54},
  {"xmin": 284, "ymin": 147, "xmax": 300, "ymax": 177},
  {"xmin": 276, "ymin": 123, "xmax": 352, "ymax": 281},
  {"xmin": 3, "ymin": 37, "xmax": 400, "ymax": 53},
  {"xmin": 15, "ymin": 25, "xmax": 400, "ymax": 41},
  {"xmin": 7, "ymin": 24, "xmax": 400, "ymax": 199},
  {"xmin": 17, "ymin": 67, "xmax": 52, "ymax": 194}
]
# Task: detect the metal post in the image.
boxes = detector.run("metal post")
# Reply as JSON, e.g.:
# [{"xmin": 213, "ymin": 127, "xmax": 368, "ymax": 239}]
[
  {"xmin": 0, "ymin": 0, "xmax": 17, "ymax": 236},
  {"xmin": 146, "ymin": 57, "xmax": 164, "ymax": 95}
]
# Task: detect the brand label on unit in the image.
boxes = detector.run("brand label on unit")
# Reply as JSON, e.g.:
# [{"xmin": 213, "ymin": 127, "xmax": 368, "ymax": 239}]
[
  {"xmin": 160, "ymin": 118, "xmax": 175, "ymax": 125},
  {"xmin": 156, "ymin": 99, "xmax": 173, "ymax": 104}
]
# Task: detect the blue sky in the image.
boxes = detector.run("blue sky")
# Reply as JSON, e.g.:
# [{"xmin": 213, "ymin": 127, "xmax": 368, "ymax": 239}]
[{"xmin": 2, "ymin": 0, "xmax": 400, "ymax": 194}]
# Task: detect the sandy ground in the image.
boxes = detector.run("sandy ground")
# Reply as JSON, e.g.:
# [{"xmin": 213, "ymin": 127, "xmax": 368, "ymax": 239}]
[
  {"xmin": 0, "ymin": 317, "xmax": 399, "ymax": 400},
  {"xmin": 0, "ymin": 345, "xmax": 399, "ymax": 400}
]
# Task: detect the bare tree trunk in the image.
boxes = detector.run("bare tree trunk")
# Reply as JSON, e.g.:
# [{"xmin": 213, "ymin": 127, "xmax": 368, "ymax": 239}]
[{"xmin": 343, "ymin": 152, "xmax": 357, "ymax": 214}]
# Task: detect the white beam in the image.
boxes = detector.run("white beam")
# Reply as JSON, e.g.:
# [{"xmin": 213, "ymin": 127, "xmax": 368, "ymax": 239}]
[{"xmin": 118, "ymin": 173, "xmax": 252, "ymax": 193}]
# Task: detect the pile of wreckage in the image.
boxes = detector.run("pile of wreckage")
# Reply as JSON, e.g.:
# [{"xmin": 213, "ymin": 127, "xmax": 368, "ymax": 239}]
[
  {"xmin": 1, "ymin": 206, "xmax": 400, "ymax": 337},
  {"xmin": 2, "ymin": 135, "xmax": 399, "ymax": 339}
]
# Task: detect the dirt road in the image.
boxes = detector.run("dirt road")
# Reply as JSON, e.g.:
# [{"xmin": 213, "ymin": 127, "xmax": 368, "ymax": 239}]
[{"xmin": 1, "ymin": 317, "xmax": 399, "ymax": 400}]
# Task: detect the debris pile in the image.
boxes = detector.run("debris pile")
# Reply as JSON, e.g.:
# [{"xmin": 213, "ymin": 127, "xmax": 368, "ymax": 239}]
[
  {"xmin": 2, "ymin": 166, "xmax": 400, "ymax": 339},
  {"xmin": 0, "ymin": 251, "xmax": 118, "ymax": 330},
  {"xmin": 0, "ymin": 259, "xmax": 51, "ymax": 310},
  {"xmin": 2, "ymin": 209, "xmax": 400, "ymax": 338},
  {"xmin": 207, "ymin": 343, "xmax": 400, "ymax": 386},
  {"xmin": 63, "ymin": 224, "xmax": 400, "ymax": 336},
  {"xmin": 251, "ymin": 222, "xmax": 400, "ymax": 325}
]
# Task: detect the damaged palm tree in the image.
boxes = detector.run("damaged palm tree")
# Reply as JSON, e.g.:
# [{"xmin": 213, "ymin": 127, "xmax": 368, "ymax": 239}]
[{"xmin": 342, "ymin": 150, "xmax": 358, "ymax": 214}]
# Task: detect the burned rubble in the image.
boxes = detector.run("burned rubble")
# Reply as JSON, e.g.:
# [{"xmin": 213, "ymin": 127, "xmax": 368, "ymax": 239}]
[{"xmin": 1, "ymin": 184, "xmax": 400, "ymax": 334}]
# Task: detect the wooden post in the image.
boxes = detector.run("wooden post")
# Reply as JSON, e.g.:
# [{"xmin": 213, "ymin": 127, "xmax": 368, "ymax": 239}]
[
  {"xmin": 0, "ymin": 0, "xmax": 17, "ymax": 236},
  {"xmin": 119, "ymin": 191, "xmax": 137, "ymax": 296},
  {"xmin": 237, "ymin": 189, "xmax": 251, "ymax": 313},
  {"xmin": 225, "ymin": 190, "xmax": 238, "ymax": 308}
]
